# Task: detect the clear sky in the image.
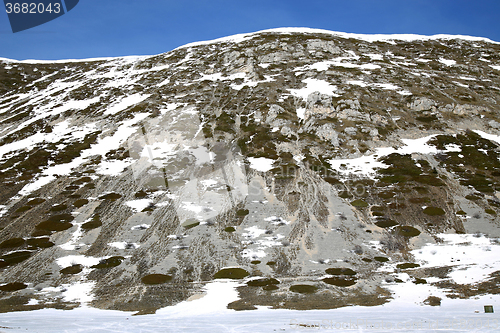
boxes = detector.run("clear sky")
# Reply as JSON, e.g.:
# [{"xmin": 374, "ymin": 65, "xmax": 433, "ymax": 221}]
[{"xmin": 1, "ymin": 0, "xmax": 499, "ymax": 60}]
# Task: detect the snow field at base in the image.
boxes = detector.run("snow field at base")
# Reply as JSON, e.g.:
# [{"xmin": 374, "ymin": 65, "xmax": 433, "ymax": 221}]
[
  {"xmin": 1, "ymin": 278, "xmax": 500, "ymax": 332},
  {"xmin": 411, "ymin": 234, "xmax": 500, "ymax": 285}
]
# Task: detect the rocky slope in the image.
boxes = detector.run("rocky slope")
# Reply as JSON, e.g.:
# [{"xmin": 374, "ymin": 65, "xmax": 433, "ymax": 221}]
[{"xmin": 1, "ymin": 28, "xmax": 500, "ymax": 314}]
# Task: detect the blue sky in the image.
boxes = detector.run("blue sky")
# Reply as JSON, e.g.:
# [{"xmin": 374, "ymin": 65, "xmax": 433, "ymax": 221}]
[{"xmin": 1, "ymin": 0, "xmax": 499, "ymax": 60}]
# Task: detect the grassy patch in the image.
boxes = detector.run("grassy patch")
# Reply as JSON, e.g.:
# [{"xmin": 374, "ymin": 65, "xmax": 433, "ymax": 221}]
[
  {"xmin": 247, "ymin": 278, "xmax": 280, "ymax": 287},
  {"xmin": 60, "ymin": 264, "xmax": 83, "ymax": 275},
  {"xmin": 325, "ymin": 267, "xmax": 357, "ymax": 276},
  {"xmin": 409, "ymin": 197, "xmax": 431, "ymax": 204},
  {"xmin": 378, "ymin": 191, "xmax": 395, "ymax": 199},
  {"xmin": 35, "ymin": 214, "xmax": 74, "ymax": 232},
  {"xmin": 397, "ymin": 263, "xmax": 420, "ymax": 269},
  {"xmin": 15, "ymin": 206, "xmax": 32, "ymax": 213},
  {"xmin": 424, "ymin": 296, "xmax": 441, "ymax": 306},
  {"xmin": 98, "ymin": 193, "xmax": 122, "ymax": 201},
  {"xmin": 73, "ymin": 199, "xmax": 89, "ymax": 208},
  {"xmin": 485, "ymin": 208, "xmax": 497, "ymax": 216},
  {"xmin": 181, "ymin": 219, "xmax": 200, "ymax": 229},
  {"xmin": 262, "ymin": 285, "xmax": 279, "ymax": 291},
  {"xmin": 414, "ymin": 278, "xmax": 427, "ymax": 284},
  {"xmin": 134, "ymin": 190, "xmax": 148, "ymax": 198},
  {"xmin": 375, "ymin": 219, "xmax": 398, "ymax": 228},
  {"xmin": 322, "ymin": 277, "xmax": 357, "ymax": 287},
  {"xmin": 395, "ymin": 226, "xmax": 421, "ymax": 237},
  {"xmin": 50, "ymin": 204, "xmax": 67, "ymax": 212},
  {"xmin": 423, "ymin": 206, "xmax": 445, "ymax": 216},
  {"xmin": 26, "ymin": 237, "xmax": 54, "ymax": 248},
  {"xmin": 214, "ymin": 268, "xmax": 250, "ymax": 279},
  {"xmin": 81, "ymin": 215, "xmax": 102, "ymax": 230},
  {"xmin": 374, "ymin": 257, "xmax": 389, "ymax": 263},
  {"xmin": 0, "ymin": 251, "xmax": 32, "ymax": 266},
  {"xmin": 141, "ymin": 274, "xmax": 173, "ymax": 285},
  {"xmin": 0, "ymin": 238, "xmax": 25, "ymax": 249},
  {"xmin": 0, "ymin": 282, "xmax": 27, "ymax": 292},
  {"xmin": 289, "ymin": 284, "xmax": 318, "ymax": 294},
  {"xmin": 236, "ymin": 209, "xmax": 249, "ymax": 216},
  {"xmin": 351, "ymin": 199, "xmax": 368, "ymax": 208},
  {"xmin": 91, "ymin": 256, "xmax": 124, "ymax": 269}
]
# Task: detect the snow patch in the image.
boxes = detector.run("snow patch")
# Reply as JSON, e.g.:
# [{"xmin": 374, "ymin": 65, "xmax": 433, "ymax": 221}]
[
  {"xmin": 248, "ymin": 157, "xmax": 275, "ymax": 172},
  {"xmin": 125, "ymin": 199, "xmax": 153, "ymax": 213},
  {"xmin": 289, "ymin": 78, "xmax": 338, "ymax": 99},
  {"xmin": 104, "ymin": 93, "xmax": 151, "ymax": 115},
  {"xmin": 329, "ymin": 135, "xmax": 438, "ymax": 177},
  {"xmin": 439, "ymin": 58, "xmax": 456, "ymax": 66}
]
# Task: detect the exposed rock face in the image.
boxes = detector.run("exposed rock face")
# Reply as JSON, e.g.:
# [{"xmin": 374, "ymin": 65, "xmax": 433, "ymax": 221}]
[{"xmin": 0, "ymin": 28, "xmax": 500, "ymax": 313}]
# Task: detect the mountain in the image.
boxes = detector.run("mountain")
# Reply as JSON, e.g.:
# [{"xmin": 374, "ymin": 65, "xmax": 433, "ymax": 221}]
[{"xmin": 1, "ymin": 28, "xmax": 500, "ymax": 314}]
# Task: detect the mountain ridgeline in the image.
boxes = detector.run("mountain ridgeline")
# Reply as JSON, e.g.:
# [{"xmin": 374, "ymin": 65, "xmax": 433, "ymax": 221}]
[{"xmin": 1, "ymin": 28, "xmax": 500, "ymax": 313}]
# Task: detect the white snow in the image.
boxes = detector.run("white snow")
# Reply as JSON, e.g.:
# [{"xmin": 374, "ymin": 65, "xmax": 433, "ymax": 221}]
[
  {"xmin": 26, "ymin": 299, "xmax": 39, "ymax": 306},
  {"xmin": 453, "ymin": 81, "xmax": 469, "ymax": 88},
  {"xmin": 347, "ymin": 80, "xmax": 368, "ymax": 87},
  {"xmin": 242, "ymin": 226, "xmax": 267, "ymax": 239},
  {"xmin": 181, "ymin": 27, "xmax": 498, "ymax": 46},
  {"xmin": 157, "ymin": 281, "xmax": 241, "ymax": 316},
  {"xmin": 242, "ymin": 226, "xmax": 284, "ymax": 259},
  {"xmin": 104, "ymin": 93, "xmax": 151, "ymax": 115},
  {"xmin": 490, "ymin": 65, "xmax": 500, "ymax": 70},
  {"xmin": 247, "ymin": 157, "xmax": 275, "ymax": 172},
  {"xmin": 131, "ymin": 224, "xmax": 150, "ymax": 230},
  {"xmin": 180, "ymin": 201, "xmax": 206, "ymax": 215},
  {"xmin": 0, "ymin": 205, "xmax": 7, "ymax": 218},
  {"xmin": 364, "ymin": 53, "xmax": 384, "ymax": 60},
  {"xmin": 125, "ymin": 199, "xmax": 153, "ymax": 213},
  {"xmin": 56, "ymin": 255, "xmax": 103, "ymax": 268},
  {"xmin": 96, "ymin": 159, "xmax": 133, "ymax": 175},
  {"xmin": 329, "ymin": 135, "xmax": 438, "ymax": 177},
  {"xmin": 265, "ymin": 216, "xmax": 290, "ymax": 225},
  {"xmin": 2, "ymin": 289, "xmax": 500, "ymax": 332},
  {"xmin": 347, "ymin": 80, "xmax": 410, "ymax": 95},
  {"xmin": 296, "ymin": 107, "xmax": 306, "ymax": 120},
  {"xmin": 413, "ymin": 234, "xmax": 500, "ymax": 284},
  {"xmin": 0, "ymin": 55, "xmax": 147, "ymax": 64},
  {"xmin": 61, "ymin": 282, "xmax": 95, "ymax": 304},
  {"xmin": 108, "ymin": 242, "xmax": 139, "ymax": 250},
  {"xmin": 0, "ymin": 120, "xmax": 96, "ymax": 160},
  {"xmin": 289, "ymin": 78, "xmax": 338, "ymax": 99},
  {"xmin": 374, "ymin": 83, "xmax": 401, "ymax": 90},
  {"xmin": 439, "ymin": 58, "xmax": 457, "ymax": 66},
  {"xmin": 474, "ymin": 130, "xmax": 500, "ymax": 145},
  {"xmin": 303, "ymin": 58, "xmax": 381, "ymax": 72},
  {"xmin": 16, "ymin": 113, "xmax": 149, "ymax": 196}
]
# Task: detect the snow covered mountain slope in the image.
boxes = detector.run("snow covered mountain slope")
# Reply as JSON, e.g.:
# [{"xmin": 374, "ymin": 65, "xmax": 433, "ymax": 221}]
[{"xmin": 1, "ymin": 28, "xmax": 500, "ymax": 314}]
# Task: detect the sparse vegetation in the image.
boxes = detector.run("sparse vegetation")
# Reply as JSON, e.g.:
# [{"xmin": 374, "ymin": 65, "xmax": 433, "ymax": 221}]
[
  {"xmin": 141, "ymin": 274, "xmax": 173, "ymax": 285},
  {"xmin": 214, "ymin": 268, "xmax": 250, "ymax": 279}
]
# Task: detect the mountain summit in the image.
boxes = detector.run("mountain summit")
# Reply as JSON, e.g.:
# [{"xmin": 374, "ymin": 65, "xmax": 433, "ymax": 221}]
[{"xmin": 1, "ymin": 28, "xmax": 500, "ymax": 313}]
